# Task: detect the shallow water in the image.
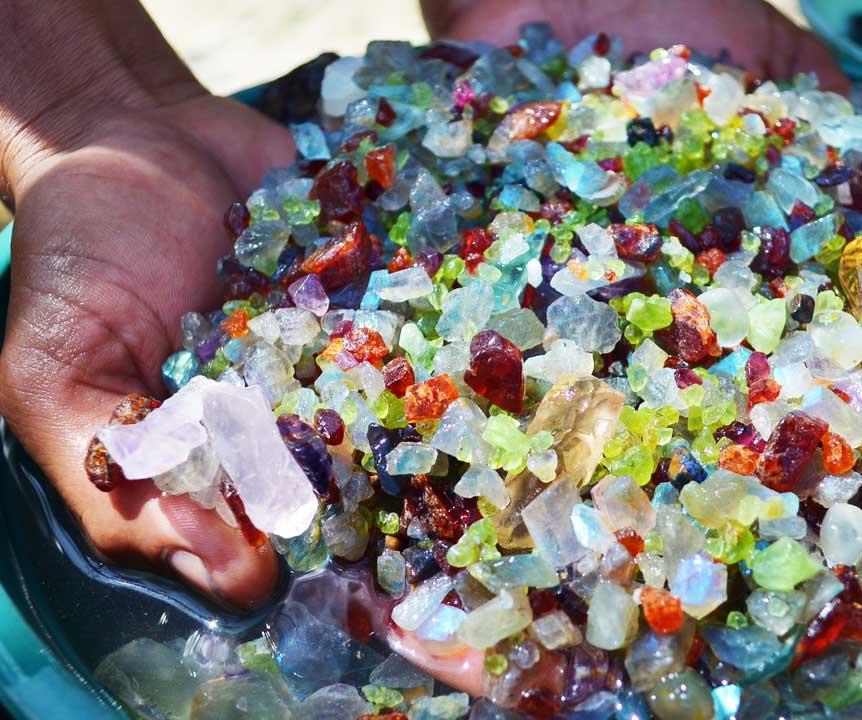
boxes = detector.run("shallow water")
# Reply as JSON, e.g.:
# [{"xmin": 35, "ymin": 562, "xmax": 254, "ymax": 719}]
[{"xmin": 0, "ymin": 421, "xmax": 276, "ymax": 677}]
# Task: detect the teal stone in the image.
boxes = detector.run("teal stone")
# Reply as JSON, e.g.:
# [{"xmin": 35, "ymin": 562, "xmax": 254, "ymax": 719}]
[
  {"xmin": 708, "ymin": 347, "xmax": 752, "ymax": 378},
  {"xmin": 790, "ymin": 212, "xmax": 838, "ymax": 263},
  {"xmin": 642, "ymin": 170, "xmax": 712, "ymax": 225},
  {"xmin": 742, "ymin": 191, "xmax": 788, "ymax": 231},
  {"xmin": 467, "ymin": 554, "xmax": 560, "ymax": 593},
  {"xmin": 712, "ymin": 684, "xmax": 741, "ymax": 720},
  {"xmin": 765, "ymin": 167, "xmax": 819, "ymax": 214},
  {"xmin": 290, "ymin": 122, "xmax": 331, "ymax": 160},
  {"xmin": 700, "ymin": 623, "xmax": 801, "ymax": 684},
  {"xmin": 223, "ymin": 338, "xmax": 245, "ymax": 363},
  {"xmin": 161, "ymin": 350, "xmax": 200, "ymax": 394},
  {"xmin": 408, "ymin": 692, "xmax": 470, "ymax": 720},
  {"xmin": 498, "ymin": 184, "xmax": 541, "ymax": 211}
]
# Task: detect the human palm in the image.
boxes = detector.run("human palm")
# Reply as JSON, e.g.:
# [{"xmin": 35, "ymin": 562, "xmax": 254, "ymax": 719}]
[{"xmin": 0, "ymin": 96, "xmax": 294, "ymax": 608}]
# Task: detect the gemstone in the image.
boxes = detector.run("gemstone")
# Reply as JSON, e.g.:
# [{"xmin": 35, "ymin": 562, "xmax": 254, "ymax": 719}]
[{"xmin": 463, "ymin": 330, "xmax": 525, "ymax": 413}]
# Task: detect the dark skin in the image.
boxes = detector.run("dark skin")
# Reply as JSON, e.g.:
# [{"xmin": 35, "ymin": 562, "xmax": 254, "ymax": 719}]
[{"xmin": 0, "ymin": 0, "xmax": 847, "ymax": 615}]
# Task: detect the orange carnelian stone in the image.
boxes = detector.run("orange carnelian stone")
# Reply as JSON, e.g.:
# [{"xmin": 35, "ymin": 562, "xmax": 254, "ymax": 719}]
[
  {"xmin": 403, "ymin": 374, "xmax": 460, "ymax": 422},
  {"xmin": 365, "ymin": 145, "xmax": 396, "ymax": 189},
  {"xmin": 301, "ymin": 221, "xmax": 373, "ymax": 291},
  {"xmin": 822, "ymin": 431, "xmax": 856, "ymax": 475},
  {"xmin": 342, "ymin": 327, "xmax": 389, "ymax": 366},
  {"xmin": 694, "ymin": 247, "xmax": 726, "ymax": 276},
  {"xmin": 718, "ymin": 444, "xmax": 761, "ymax": 475},
  {"xmin": 388, "ymin": 247, "xmax": 414, "ymax": 273},
  {"xmin": 505, "ymin": 101, "xmax": 562, "ymax": 140},
  {"xmin": 641, "ymin": 587, "xmax": 685, "ymax": 635},
  {"xmin": 382, "ymin": 356, "xmax": 415, "ymax": 398},
  {"xmin": 614, "ymin": 527, "xmax": 645, "ymax": 557},
  {"xmin": 220, "ymin": 308, "xmax": 249, "ymax": 338},
  {"xmin": 655, "ymin": 288, "xmax": 719, "ymax": 363}
]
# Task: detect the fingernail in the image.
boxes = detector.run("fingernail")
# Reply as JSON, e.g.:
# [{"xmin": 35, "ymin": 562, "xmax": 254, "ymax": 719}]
[{"xmin": 168, "ymin": 550, "xmax": 213, "ymax": 594}]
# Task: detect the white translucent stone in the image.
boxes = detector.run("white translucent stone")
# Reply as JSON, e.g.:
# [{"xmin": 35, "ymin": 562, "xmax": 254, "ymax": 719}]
[
  {"xmin": 578, "ymin": 223, "xmax": 617, "ymax": 258},
  {"xmin": 749, "ymin": 399, "xmax": 791, "ymax": 441},
  {"xmin": 274, "ymin": 308, "xmax": 320, "ymax": 346},
  {"xmin": 530, "ymin": 609, "xmax": 582, "ymax": 650},
  {"xmin": 321, "ymin": 57, "xmax": 364, "ymax": 117},
  {"xmin": 586, "ymin": 582, "xmax": 639, "ymax": 650},
  {"xmin": 98, "ymin": 376, "xmax": 211, "ymax": 479},
  {"xmin": 802, "ymin": 386, "xmax": 862, "ymax": 447},
  {"xmin": 243, "ymin": 342, "xmax": 294, "ymax": 405},
  {"xmin": 430, "ymin": 399, "xmax": 494, "ymax": 465},
  {"xmin": 247, "ymin": 310, "xmax": 281, "ymax": 344},
  {"xmin": 454, "ymin": 466, "xmax": 509, "ymax": 509},
  {"xmin": 714, "ymin": 260, "xmax": 757, "ymax": 292},
  {"xmin": 774, "ymin": 362, "xmax": 812, "ymax": 399},
  {"xmin": 153, "ymin": 441, "xmax": 219, "ymax": 495},
  {"xmin": 525, "ymin": 339, "xmax": 594, "ymax": 383},
  {"xmin": 703, "ymin": 73, "xmax": 744, "ymax": 125},
  {"xmin": 527, "ymin": 449, "xmax": 558, "ymax": 483},
  {"xmin": 699, "ymin": 287, "xmax": 749, "ymax": 347},
  {"xmin": 544, "ymin": 295, "xmax": 621, "ymax": 353},
  {"xmin": 630, "ymin": 338, "xmax": 668, "ymax": 374},
  {"xmin": 391, "ymin": 574, "xmax": 454, "ymax": 632},
  {"xmin": 433, "ymin": 341, "xmax": 470, "ymax": 376},
  {"xmin": 457, "ymin": 588, "xmax": 532, "ymax": 649},
  {"xmin": 810, "ymin": 311, "xmax": 862, "ymax": 370},
  {"xmin": 522, "ymin": 480, "xmax": 588, "ymax": 569},
  {"xmin": 345, "ymin": 362, "xmax": 385, "ymax": 403},
  {"xmin": 671, "ymin": 553, "xmax": 727, "ymax": 619},
  {"xmin": 202, "ymin": 382, "xmax": 318, "ymax": 538},
  {"xmin": 570, "ymin": 504, "xmax": 614, "ymax": 553},
  {"xmin": 414, "ymin": 604, "xmax": 468, "ymax": 655},
  {"xmin": 814, "ymin": 472, "xmax": 862, "ymax": 508},
  {"xmin": 820, "ymin": 503, "xmax": 862, "ymax": 567},
  {"xmin": 377, "ymin": 266, "xmax": 434, "ymax": 303}
]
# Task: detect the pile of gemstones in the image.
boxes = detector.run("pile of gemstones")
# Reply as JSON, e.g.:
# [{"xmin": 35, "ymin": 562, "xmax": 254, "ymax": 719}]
[{"xmin": 87, "ymin": 23, "xmax": 862, "ymax": 720}]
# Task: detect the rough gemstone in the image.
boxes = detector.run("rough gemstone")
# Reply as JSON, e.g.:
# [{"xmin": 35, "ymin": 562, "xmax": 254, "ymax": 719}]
[
  {"xmin": 756, "ymin": 411, "xmax": 828, "ymax": 492},
  {"xmin": 404, "ymin": 375, "xmax": 460, "ymax": 422},
  {"xmin": 463, "ymin": 330, "xmax": 525, "ymax": 413}
]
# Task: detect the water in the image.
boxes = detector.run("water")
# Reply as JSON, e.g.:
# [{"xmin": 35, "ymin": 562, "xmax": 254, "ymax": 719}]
[{"xmin": 0, "ymin": 420, "xmax": 279, "ymax": 679}]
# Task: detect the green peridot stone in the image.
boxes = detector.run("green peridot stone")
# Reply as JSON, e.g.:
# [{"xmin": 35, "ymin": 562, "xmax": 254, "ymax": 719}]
[
  {"xmin": 674, "ymin": 197, "xmax": 710, "ymax": 234},
  {"xmin": 484, "ymin": 654, "xmax": 508, "ymax": 676},
  {"xmin": 751, "ymin": 537, "xmax": 822, "ymax": 592},
  {"xmin": 725, "ymin": 611, "xmax": 748, "ymax": 629},
  {"xmin": 746, "ymin": 298, "xmax": 786, "ymax": 354}
]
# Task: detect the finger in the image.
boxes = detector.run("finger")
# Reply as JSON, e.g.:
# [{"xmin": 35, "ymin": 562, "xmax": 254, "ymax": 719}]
[
  {"xmin": 162, "ymin": 96, "xmax": 296, "ymax": 197},
  {"xmin": 386, "ymin": 626, "xmax": 485, "ymax": 696}
]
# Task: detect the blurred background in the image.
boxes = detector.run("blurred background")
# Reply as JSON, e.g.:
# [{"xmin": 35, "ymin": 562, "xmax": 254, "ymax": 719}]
[{"xmin": 140, "ymin": 0, "xmax": 807, "ymax": 95}]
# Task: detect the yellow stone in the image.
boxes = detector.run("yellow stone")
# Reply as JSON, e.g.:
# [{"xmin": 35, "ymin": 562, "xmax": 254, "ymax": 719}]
[
  {"xmin": 839, "ymin": 236, "xmax": 862, "ymax": 319},
  {"xmin": 493, "ymin": 376, "xmax": 624, "ymax": 549}
]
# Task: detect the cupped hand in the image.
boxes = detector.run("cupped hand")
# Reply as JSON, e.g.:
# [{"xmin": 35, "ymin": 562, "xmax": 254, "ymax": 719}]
[
  {"xmin": 0, "ymin": 86, "xmax": 295, "ymax": 609},
  {"xmin": 423, "ymin": 0, "xmax": 850, "ymax": 93}
]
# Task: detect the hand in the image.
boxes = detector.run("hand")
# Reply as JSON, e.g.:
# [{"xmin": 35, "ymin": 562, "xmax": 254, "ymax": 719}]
[
  {"xmin": 0, "ymin": 2, "xmax": 295, "ymax": 609},
  {"xmin": 423, "ymin": 0, "xmax": 850, "ymax": 93}
]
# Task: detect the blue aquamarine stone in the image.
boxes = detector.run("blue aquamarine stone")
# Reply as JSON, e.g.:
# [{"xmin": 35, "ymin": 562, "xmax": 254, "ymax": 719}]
[
  {"xmin": 223, "ymin": 338, "xmax": 245, "ymax": 363},
  {"xmin": 161, "ymin": 350, "xmax": 200, "ymax": 394},
  {"xmin": 789, "ymin": 212, "xmax": 838, "ymax": 263},
  {"xmin": 498, "ymin": 184, "xmax": 540, "ymax": 211},
  {"xmin": 290, "ymin": 122, "xmax": 331, "ymax": 160},
  {"xmin": 742, "ymin": 191, "xmax": 788, "ymax": 230}
]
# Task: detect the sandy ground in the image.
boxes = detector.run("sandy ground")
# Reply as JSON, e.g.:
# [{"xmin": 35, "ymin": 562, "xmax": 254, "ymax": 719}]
[{"xmin": 140, "ymin": 0, "xmax": 806, "ymax": 95}]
